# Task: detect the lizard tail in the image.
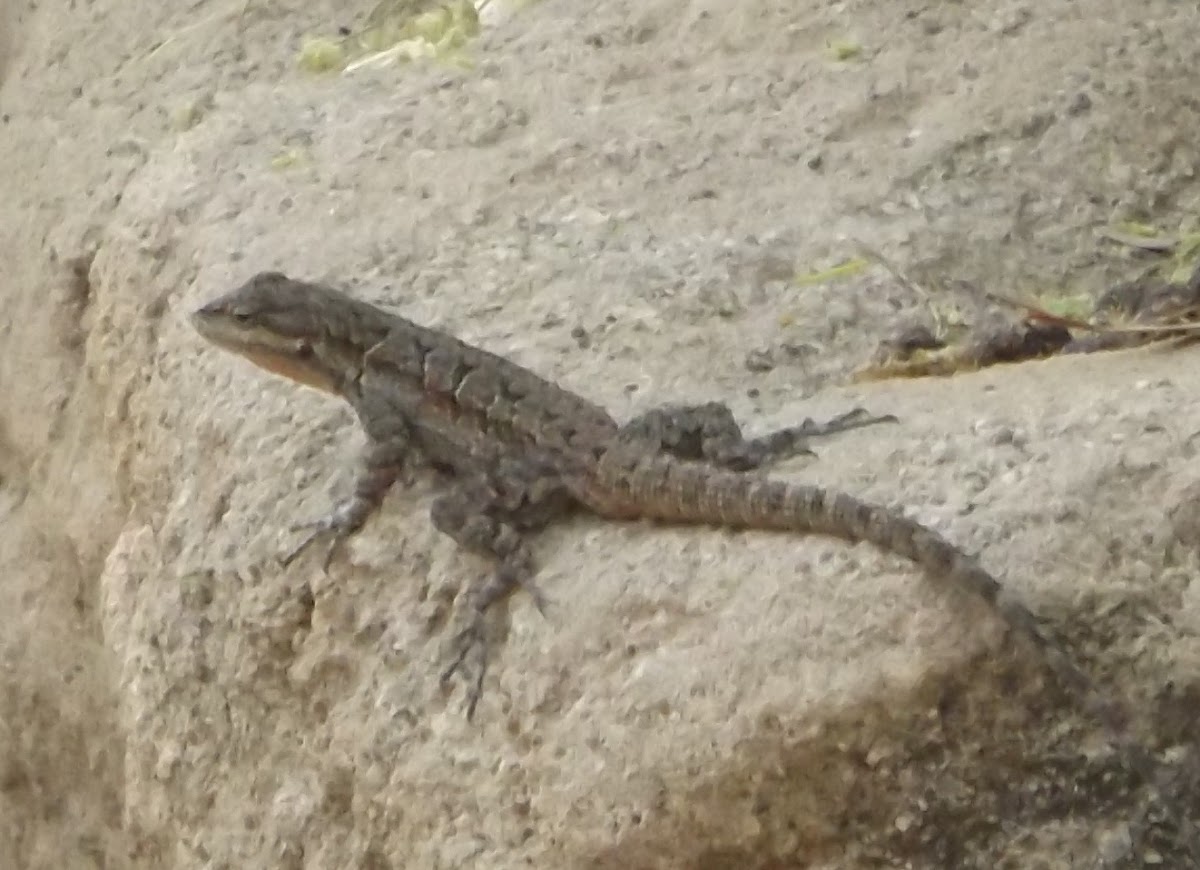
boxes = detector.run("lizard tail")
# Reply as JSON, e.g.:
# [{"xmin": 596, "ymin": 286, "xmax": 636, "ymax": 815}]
[{"xmin": 588, "ymin": 451, "xmax": 1127, "ymax": 734}]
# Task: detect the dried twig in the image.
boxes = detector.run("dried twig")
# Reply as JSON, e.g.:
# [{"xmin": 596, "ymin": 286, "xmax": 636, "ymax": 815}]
[
  {"xmin": 1096, "ymin": 227, "xmax": 1178, "ymax": 253},
  {"xmin": 985, "ymin": 290, "xmax": 1200, "ymax": 337}
]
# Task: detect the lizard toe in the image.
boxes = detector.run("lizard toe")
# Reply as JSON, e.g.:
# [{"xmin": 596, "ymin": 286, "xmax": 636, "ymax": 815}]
[
  {"xmin": 280, "ymin": 512, "xmax": 361, "ymax": 568},
  {"xmin": 439, "ymin": 619, "xmax": 490, "ymax": 721}
]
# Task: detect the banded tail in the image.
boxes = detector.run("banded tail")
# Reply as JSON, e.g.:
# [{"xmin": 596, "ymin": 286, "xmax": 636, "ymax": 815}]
[{"xmin": 583, "ymin": 448, "xmax": 1127, "ymax": 738}]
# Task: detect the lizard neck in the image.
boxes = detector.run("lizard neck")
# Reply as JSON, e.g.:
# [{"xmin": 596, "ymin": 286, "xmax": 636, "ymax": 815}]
[{"xmin": 306, "ymin": 301, "xmax": 397, "ymax": 398}]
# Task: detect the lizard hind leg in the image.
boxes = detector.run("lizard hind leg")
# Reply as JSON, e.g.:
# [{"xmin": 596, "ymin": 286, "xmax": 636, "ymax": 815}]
[
  {"xmin": 620, "ymin": 401, "xmax": 898, "ymax": 471},
  {"xmin": 429, "ymin": 463, "xmax": 569, "ymax": 719}
]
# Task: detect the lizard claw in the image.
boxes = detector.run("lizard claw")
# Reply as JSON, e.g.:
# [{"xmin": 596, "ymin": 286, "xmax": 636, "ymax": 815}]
[
  {"xmin": 440, "ymin": 619, "xmax": 489, "ymax": 721},
  {"xmin": 521, "ymin": 577, "xmax": 551, "ymax": 619},
  {"xmin": 772, "ymin": 408, "xmax": 897, "ymax": 461},
  {"xmin": 821, "ymin": 406, "xmax": 899, "ymax": 432},
  {"xmin": 278, "ymin": 497, "xmax": 374, "ymax": 569},
  {"xmin": 279, "ymin": 513, "xmax": 357, "ymax": 570},
  {"xmin": 438, "ymin": 566, "xmax": 551, "ymax": 720}
]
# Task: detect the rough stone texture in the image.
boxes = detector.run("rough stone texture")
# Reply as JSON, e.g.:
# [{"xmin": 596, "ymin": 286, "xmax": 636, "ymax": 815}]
[{"xmin": 4, "ymin": 0, "xmax": 1200, "ymax": 867}]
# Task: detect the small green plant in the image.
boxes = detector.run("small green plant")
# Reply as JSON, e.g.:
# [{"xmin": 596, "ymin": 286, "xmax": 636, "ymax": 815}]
[
  {"xmin": 793, "ymin": 257, "xmax": 869, "ymax": 286},
  {"xmin": 826, "ymin": 39, "xmax": 862, "ymax": 61},
  {"xmin": 299, "ymin": 0, "xmax": 483, "ymax": 74}
]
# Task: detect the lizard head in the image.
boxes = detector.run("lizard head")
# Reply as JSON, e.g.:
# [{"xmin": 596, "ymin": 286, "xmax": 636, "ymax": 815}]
[{"xmin": 191, "ymin": 271, "xmax": 387, "ymax": 395}]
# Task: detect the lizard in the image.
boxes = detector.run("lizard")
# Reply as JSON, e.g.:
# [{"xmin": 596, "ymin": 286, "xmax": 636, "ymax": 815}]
[
  {"xmin": 189, "ymin": 271, "xmax": 1198, "ymax": 861},
  {"xmin": 190, "ymin": 273, "xmax": 1160, "ymax": 763},
  {"xmin": 191, "ymin": 272, "xmax": 902, "ymax": 710}
]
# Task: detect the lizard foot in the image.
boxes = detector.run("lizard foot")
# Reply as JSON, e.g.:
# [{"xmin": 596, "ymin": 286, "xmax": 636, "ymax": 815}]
[
  {"xmin": 619, "ymin": 401, "xmax": 898, "ymax": 471},
  {"xmin": 280, "ymin": 520, "xmax": 348, "ymax": 570},
  {"xmin": 438, "ymin": 560, "xmax": 550, "ymax": 720},
  {"xmin": 806, "ymin": 406, "xmax": 899, "ymax": 438},
  {"xmin": 279, "ymin": 502, "xmax": 369, "ymax": 570},
  {"xmin": 440, "ymin": 617, "xmax": 490, "ymax": 721}
]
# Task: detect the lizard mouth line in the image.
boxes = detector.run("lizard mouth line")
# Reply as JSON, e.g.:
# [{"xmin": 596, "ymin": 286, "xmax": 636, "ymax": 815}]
[{"xmin": 191, "ymin": 312, "xmax": 339, "ymax": 394}]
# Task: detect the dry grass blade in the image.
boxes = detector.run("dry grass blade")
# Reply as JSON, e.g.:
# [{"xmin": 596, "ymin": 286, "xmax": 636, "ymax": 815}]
[
  {"xmin": 1096, "ymin": 227, "xmax": 1179, "ymax": 253},
  {"xmin": 847, "ymin": 237, "xmax": 947, "ymax": 335},
  {"xmin": 141, "ymin": 0, "xmax": 252, "ymax": 65},
  {"xmin": 848, "ymin": 237, "xmax": 932, "ymax": 305},
  {"xmin": 986, "ymin": 291, "xmax": 1200, "ymax": 338},
  {"xmin": 982, "ymin": 290, "xmax": 1098, "ymax": 331}
]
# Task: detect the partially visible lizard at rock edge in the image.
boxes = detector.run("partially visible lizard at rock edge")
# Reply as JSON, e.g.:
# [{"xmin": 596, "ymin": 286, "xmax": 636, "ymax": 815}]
[{"xmin": 190, "ymin": 272, "xmax": 1164, "ymax": 786}]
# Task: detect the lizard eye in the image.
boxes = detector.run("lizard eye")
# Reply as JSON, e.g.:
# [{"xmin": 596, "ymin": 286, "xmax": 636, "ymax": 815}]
[{"xmin": 295, "ymin": 341, "xmax": 314, "ymax": 358}]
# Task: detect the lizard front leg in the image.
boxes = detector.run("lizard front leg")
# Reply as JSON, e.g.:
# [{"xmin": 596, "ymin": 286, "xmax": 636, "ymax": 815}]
[
  {"xmin": 429, "ymin": 458, "xmax": 571, "ymax": 719},
  {"xmin": 280, "ymin": 429, "xmax": 411, "ymax": 569},
  {"xmin": 619, "ymin": 401, "xmax": 897, "ymax": 471}
]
